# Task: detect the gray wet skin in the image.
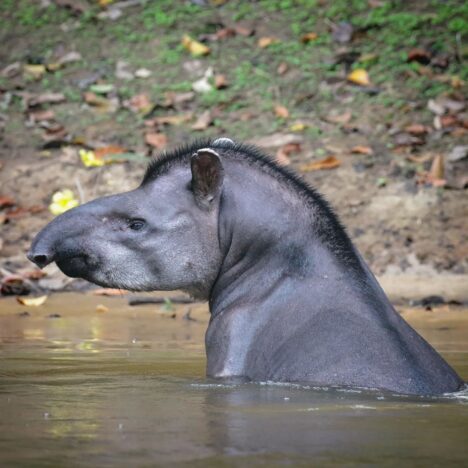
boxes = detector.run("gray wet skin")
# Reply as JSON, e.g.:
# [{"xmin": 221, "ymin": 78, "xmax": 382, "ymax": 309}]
[{"xmin": 29, "ymin": 139, "xmax": 464, "ymax": 395}]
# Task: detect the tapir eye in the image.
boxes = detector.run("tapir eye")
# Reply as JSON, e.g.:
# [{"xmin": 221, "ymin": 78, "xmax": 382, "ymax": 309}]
[{"xmin": 128, "ymin": 219, "xmax": 146, "ymax": 231}]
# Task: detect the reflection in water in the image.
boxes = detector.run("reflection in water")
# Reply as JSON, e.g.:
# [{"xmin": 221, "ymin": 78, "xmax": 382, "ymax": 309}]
[{"xmin": 0, "ymin": 294, "xmax": 467, "ymax": 466}]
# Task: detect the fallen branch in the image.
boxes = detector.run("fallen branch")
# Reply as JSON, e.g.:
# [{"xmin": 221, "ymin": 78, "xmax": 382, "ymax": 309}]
[{"xmin": 128, "ymin": 295, "xmax": 195, "ymax": 306}]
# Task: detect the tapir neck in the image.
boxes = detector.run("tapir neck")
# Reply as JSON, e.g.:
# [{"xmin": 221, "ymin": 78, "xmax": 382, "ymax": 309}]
[{"xmin": 206, "ymin": 162, "xmax": 372, "ymax": 376}]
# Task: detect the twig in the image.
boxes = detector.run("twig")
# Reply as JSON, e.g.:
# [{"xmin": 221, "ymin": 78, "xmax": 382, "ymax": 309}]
[
  {"xmin": 128, "ymin": 296, "xmax": 195, "ymax": 306},
  {"xmin": 74, "ymin": 176, "xmax": 86, "ymax": 204}
]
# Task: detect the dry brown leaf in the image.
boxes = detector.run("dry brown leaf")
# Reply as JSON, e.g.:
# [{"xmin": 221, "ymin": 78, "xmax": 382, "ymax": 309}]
[
  {"xmin": 146, "ymin": 113, "xmax": 193, "ymax": 127},
  {"xmin": 347, "ymin": 69, "xmax": 370, "ymax": 86},
  {"xmin": 0, "ymin": 195, "xmax": 15, "ymax": 208},
  {"xmin": 300, "ymin": 156, "xmax": 341, "ymax": 172},
  {"xmin": 16, "ymin": 295, "xmax": 48, "ymax": 306},
  {"xmin": 27, "ymin": 92, "xmax": 66, "ymax": 107},
  {"xmin": 258, "ymin": 37, "xmax": 278, "ymax": 48},
  {"xmin": 214, "ymin": 74, "xmax": 228, "ymax": 89},
  {"xmin": 407, "ymin": 48, "xmax": 432, "ymax": 64},
  {"xmin": 274, "ymin": 105, "xmax": 289, "ymax": 119},
  {"xmin": 429, "ymin": 154, "xmax": 444, "ymax": 181},
  {"xmin": 28, "ymin": 109, "xmax": 55, "ymax": 122},
  {"xmin": 406, "ymin": 154, "xmax": 433, "ymax": 164},
  {"xmin": 234, "ymin": 24, "xmax": 254, "ymax": 36},
  {"xmin": 276, "ymin": 143, "xmax": 301, "ymax": 166},
  {"xmin": 127, "ymin": 94, "xmax": 152, "ymax": 113},
  {"xmin": 145, "ymin": 132, "xmax": 168, "ymax": 149},
  {"xmin": 83, "ymin": 91, "xmax": 110, "ymax": 107},
  {"xmin": 96, "ymin": 304, "xmax": 109, "ymax": 313},
  {"xmin": 301, "ymin": 32, "xmax": 318, "ymax": 43},
  {"xmin": 22, "ymin": 269, "xmax": 47, "ymax": 280},
  {"xmin": 325, "ymin": 110, "xmax": 352, "ymax": 125},
  {"xmin": 277, "ymin": 62, "xmax": 288, "ymax": 75},
  {"xmin": 405, "ymin": 123, "xmax": 429, "ymax": 135},
  {"xmin": 92, "ymin": 288, "xmax": 128, "ymax": 296},
  {"xmin": 94, "ymin": 145, "xmax": 127, "ymax": 159},
  {"xmin": 191, "ymin": 110, "xmax": 212, "ymax": 131},
  {"xmin": 351, "ymin": 145, "xmax": 374, "ymax": 155}
]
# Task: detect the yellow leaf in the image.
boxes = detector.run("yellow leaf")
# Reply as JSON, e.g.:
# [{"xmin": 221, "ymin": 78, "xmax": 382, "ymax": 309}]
[
  {"xmin": 258, "ymin": 37, "xmax": 278, "ymax": 48},
  {"xmin": 24, "ymin": 64, "xmax": 46, "ymax": 79},
  {"xmin": 182, "ymin": 35, "xmax": 210, "ymax": 56},
  {"xmin": 347, "ymin": 68, "xmax": 370, "ymax": 86},
  {"xmin": 96, "ymin": 304, "xmax": 109, "ymax": 313},
  {"xmin": 80, "ymin": 149, "xmax": 105, "ymax": 167},
  {"xmin": 290, "ymin": 121, "xmax": 307, "ymax": 132},
  {"xmin": 17, "ymin": 295, "xmax": 48, "ymax": 306},
  {"xmin": 49, "ymin": 189, "xmax": 79, "ymax": 215}
]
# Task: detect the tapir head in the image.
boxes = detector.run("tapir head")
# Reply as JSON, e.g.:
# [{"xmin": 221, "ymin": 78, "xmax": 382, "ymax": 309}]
[{"xmin": 28, "ymin": 147, "xmax": 225, "ymax": 298}]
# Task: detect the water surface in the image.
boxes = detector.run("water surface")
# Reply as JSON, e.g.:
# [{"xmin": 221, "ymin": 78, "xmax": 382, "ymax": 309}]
[{"xmin": 1, "ymin": 294, "xmax": 467, "ymax": 466}]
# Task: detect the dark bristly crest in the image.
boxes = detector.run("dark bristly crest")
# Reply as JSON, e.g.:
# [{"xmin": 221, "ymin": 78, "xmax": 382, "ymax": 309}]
[{"xmin": 142, "ymin": 138, "xmax": 360, "ymax": 270}]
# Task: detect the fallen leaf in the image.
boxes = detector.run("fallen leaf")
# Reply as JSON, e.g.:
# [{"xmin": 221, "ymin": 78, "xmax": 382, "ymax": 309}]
[
  {"xmin": 126, "ymin": 93, "xmax": 152, "ymax": 113},
  {"xmin": 192, "ymin": 67, "xmax": 214, "ymax": 94},
  {"xmin": 83, "ymin": 91, "xmax": 110, "ymax": 107},
  {"xmin": 56, "ymin": 51, "xmax": 82, "ymax": 66},
  {"xmin": 49, "ymin": 189, "xmax": 79, "ymax": 215},
  {"xmin": 145, "ymin": 132, "xmax": 168, "ymax": 148},
  {"xmin": 28, "ymin": 109, "xmax": 55, "ymax": 122},
  {"xmin": 251, "ymin": 133, "xmax": 304, "ymax": 148},
  {"xmin": 394, "ymin": 132, "xmax": 424, "ymax": 147},
  {"xmin": 447, "ymin": 145, "xmax": 468, "ymax": 162},
  {"xmin": 234, "ymin": 24, "xmax": 254, "ymax": 36},
  {"xmin": 351, "ymin": 145, "xmax": 374, "ymax": 155},
  {"xmin": 22, "ymin": 269, "xmax": 47, "ymax": 280},
  {"xmin": 276, "ymin": 143, "xmax": 301, "ymax": 166},
  {"xmin": 405, "ymin": 123, "xmax": 429, "ymax": 135},
  {"xmin": 96, "ymin": 304, "xmax": 109, "ymax": 313},
  {"xmin": 277, "ymin": 62, "xmax": 288, "ymax": 75},
  {"xmin": 191, "ymin": 110, "xmax": 213, "ymax": 131},
  {"xmin": 274, "ymin": 105, "xmax": 289, "ymax": 119},
  {"xmin": 427, "ymin": 99, "xmax": 445, "ymax": 115},
  {"xmin": 300, "ymin": 156, "xmax": 341, "ymax": 172},
  {"xmin": 301, "ymin": 32, "xmax": 318, "ymax": 43},
  {"xmin": 93, "ymin": 288, "xmax": 128, "ymax": 296},
  {"xmin": 290, "ymin": 121, "xmax": 307, "ymax": 132},
  {"xmin": 429, "ymin": 154, "xmax": 444, "ymax": 181},
  {"xmin": 214, "ymin": 27, "xmax": 236, "ymax": 40},
  {"xmin": 95, "ymin": 145, "xmax": 126, "ymax": 158},
  {"xmin": 347, "ymin": 69, "xmax": 370, "ymax": 86},
  {"xmin": 17, "ymin": 295, "xmax": 48, "ymax": 306},
  {"xmin": 325, "ymin": 110, "xmax": 352, "ymax": 124},
  {"xmin": 214, "ymin": 74, "xmax": 228, "ymax": 89},
  {"xmin": 163, "ymin": 91, "xmax": 195, "ymax": 107},
  {"xmin": 182, "ymin": 35, "xmax": 211, "ymax": 56},
  {"xmin": 258, "ymin": 37, "xmax": 278, "ymax": 48},
  {"xmin": 439, "ymin": 115, "xmax": 459, "ymax": 128},
  {"xmin": 0, "ymin": 195, "xmax": 15, "ymax": 208},
  {"xmin": 406, "ymin": 154, "xmax": 433, "ymax": 164},
  {"xmin": 24, "ymin": 64, "xmax": 46, "ymax": 79},
  {"xmin": 89, "ymin": 83, "xmax": 114, "ymax": 95},
  {"xmin": 135, "ymin": 68, "xmax": 151, "ymax": 79},
  {"xmin": 26, "ymin": 92, "xmax": 66, "ymax": 107},
  {"xmin": 146, "ymin": 113, "xmax": 193, "ymax": 127},
  {"xmin": 1, "ymin": 62, "xmax": 21, "ymax": 78},
  {"xmin": 80, "ymin": 149, "xmax": 105, "ymax": 167},
  {"xmin": 1, "ymin": 276, "xmax": 30, "ymax": 296},
  {"xmin": 332, "ymin": 21, "xmax": 354, "ymax": 43},
  {"xmin": 407, "ymin": 48, "xmax": 432, "ymax": 64}
]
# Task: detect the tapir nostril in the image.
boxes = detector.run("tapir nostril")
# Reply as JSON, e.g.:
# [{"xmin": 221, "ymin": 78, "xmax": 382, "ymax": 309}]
[{"xmin": 27, "ymin": 251, "xmax": 54, "ymax": 269}]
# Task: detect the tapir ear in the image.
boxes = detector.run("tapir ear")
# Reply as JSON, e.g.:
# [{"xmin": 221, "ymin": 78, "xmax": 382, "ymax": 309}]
[{"xmin": 190, "ymin": 148, "xmax": 224, "ymax": 209}]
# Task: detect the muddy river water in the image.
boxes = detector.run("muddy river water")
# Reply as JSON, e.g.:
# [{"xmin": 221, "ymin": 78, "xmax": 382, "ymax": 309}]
[{"xmin": 1, "ymin": 293, "xmax": 467, "ymax": 466}]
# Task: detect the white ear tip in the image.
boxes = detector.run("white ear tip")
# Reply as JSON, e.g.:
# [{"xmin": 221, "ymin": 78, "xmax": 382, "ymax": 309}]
[{"xmin": 213, "ymin": 137, "xmax": 235, "ymax": 147}]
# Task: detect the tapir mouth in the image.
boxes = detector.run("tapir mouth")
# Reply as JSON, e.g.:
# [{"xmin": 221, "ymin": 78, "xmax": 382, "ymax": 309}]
[{"xmin": 56, "ymin": 254, "xmax": 95, "ymax": 279}]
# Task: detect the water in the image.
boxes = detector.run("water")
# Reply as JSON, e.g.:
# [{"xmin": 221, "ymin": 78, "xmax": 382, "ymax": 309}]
[{"xmin": 1, "ymin": 294, "xmax": 467, "ymax": 467}]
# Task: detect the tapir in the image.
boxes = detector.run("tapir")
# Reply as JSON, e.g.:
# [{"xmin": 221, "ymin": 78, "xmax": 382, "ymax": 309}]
[{"xmin": 28, "ymin": 138, "xmax": 464, "ymax": 395}]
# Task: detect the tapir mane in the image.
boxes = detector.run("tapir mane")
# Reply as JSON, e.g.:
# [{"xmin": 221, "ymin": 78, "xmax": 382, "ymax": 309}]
[{"xmin": 142, "ymin": 138, "xmax": 361, "ymax": 271}]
